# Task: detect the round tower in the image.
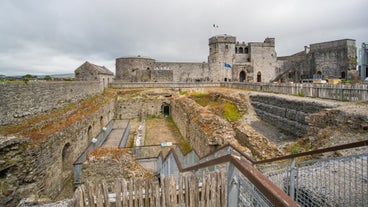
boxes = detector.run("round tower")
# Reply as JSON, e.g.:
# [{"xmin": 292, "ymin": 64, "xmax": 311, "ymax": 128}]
[
  {"xmin": 116, "ymin": 56, "xmax": 155, "ymax": 82},
  {"xmin": 208, "ymin": 34, "xmax": 236, "ymax": 82}
]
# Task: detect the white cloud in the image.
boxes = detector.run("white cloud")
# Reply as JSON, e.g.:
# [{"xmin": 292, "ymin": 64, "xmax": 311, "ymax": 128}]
[{"xmin": 0, "ymin": 0, "xmax": 367, "ymax": 75}]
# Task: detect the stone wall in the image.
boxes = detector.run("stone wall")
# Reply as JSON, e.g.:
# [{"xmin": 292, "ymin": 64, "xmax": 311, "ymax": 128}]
[
  {"xmin": 249, "ymin": 93, "xmax": 340, "ymax": 137},
  {"xmin": 0, "ymin": 100, "xmax": 115, "ymax": 206},
  {"xmin": 277, "ymin": 39, "xmax": 357, "ymax": 82},
  {"xmin": 171, "ymin": 96, "xmax": 234, "ymax": 157},
  {"xmin": 249, "ymin": 38, "xmax": 277, "ymax": 82},
  {"xmin": 0, "ymin": 81, "xmax": 103, "ymax": 126},
  {"xmin": 115, "ymin": 57, "xmax": 156, "ymax": 82},
  {"xmin": 115, "ymin": 91, "xmax": 173, "ymax": 120},
  {"xmin": 155, "ymin": 62, "xmax": 209, "ymax": 82}
]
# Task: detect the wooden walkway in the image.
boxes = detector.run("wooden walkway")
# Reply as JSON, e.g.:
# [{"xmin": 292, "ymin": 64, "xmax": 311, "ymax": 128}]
[{"xmin": 101, "ymin": 128, "xmax": 125, "ymax": 148}]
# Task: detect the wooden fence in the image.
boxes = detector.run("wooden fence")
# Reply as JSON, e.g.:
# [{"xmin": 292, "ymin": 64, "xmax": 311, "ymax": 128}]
[{"xmin": 73, "ymin": 171, "xmax": 226, "ymax": 207}]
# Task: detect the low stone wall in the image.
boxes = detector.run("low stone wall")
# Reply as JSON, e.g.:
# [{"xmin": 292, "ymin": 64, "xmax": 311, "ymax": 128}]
[
  {"xmin": 110, "ymin": 82, "xmax": 221, "ymax": 89},
  {"xmin": 249, "ymin": 93, "xmax": 340, "ymax": 137},
  {"xmin": 171, "ymin": 97, "xmax": 234, "ymax": 157},
  {"xmin": 0, "ymin": 81, "xmax": 103, "ymax": 126},
  {"xmin": 224, "ymin": 82, "xmax": 368, "ymax": 102}
]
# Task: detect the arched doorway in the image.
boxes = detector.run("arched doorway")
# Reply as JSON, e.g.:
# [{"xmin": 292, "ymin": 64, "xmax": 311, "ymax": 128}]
[
  {"xmin": 239, "ymin": 71, "xmax": 246, "ymax": 82},
  {"xmin": 257, "ymin": 72, "xmax": 262, "ymax": 82},
  {"xmin": 100, "ymin": 116, "xmax": 104, "ymax": 129},
  {"xmin": 161, "ymin": 103, "xmax": 170, "ymax": 117},
  {"xmin": 341, "ymin": 71, "xmax": 346, "ymax": 79},
  {"xmin": 87, "ymin": 125, "xmax": 92, "ymax": 139},
  {"xmin": 62, "ymin": 143, "xmax": 72, "ymax": 180}
]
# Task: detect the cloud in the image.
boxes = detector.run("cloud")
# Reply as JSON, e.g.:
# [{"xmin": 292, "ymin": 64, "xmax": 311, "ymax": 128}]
[{"xmin": 0, "ymin": 0, "xmax": 367, "ymax": 75}]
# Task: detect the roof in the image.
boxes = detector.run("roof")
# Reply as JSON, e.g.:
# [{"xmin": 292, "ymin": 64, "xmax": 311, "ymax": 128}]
[{"xmin": 79, "ymin": 61, "xmax": 114, "ymax": 75}]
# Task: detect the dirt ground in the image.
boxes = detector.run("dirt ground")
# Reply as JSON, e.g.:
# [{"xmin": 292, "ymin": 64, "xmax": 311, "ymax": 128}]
[{"xmin": 145, "ymin": 117, "xmax": 183, "ymax": 145}]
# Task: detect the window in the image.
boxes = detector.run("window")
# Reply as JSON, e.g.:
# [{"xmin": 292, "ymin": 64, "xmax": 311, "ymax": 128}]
[
  {"xmin": 225, "ymin": 45, "xmax": 229, "ymax": 50},
  {"xmin": 257, "ymin": 72, "xmax": 262, "ymax": 82},
  {"xmin": 239, "ymin": 47, "xmax": 243, "ymax": 53}
]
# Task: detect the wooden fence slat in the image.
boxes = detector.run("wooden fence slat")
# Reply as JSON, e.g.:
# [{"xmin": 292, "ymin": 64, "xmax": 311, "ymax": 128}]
[
  {"xmin": 115, "ymin": 179, "xmax": 122, "ymax": 207},
  {"xmin": 101, "ymin": 181, "xmax": 109, "ymax": 207},
  {"xmin": 188, "ymin": 174, "xmax": 198, "ymax": 207},
  {"xmin": 154, "ymin": 180, "xmax": 161, "ymax": 207},
  {"xmin": 168, "ymin": 176, "xmax": 176, "ymax": 206},
  {"xmin": 184, "ymin": 175, "xmax": 190, "ymax": 207},
  {"xmin": 149, "ymin": 181, "xmax": 155, "ymax": 207},
  {"xmin": 211, "ymin": 172, "xmax": 218, "ymax": 207},
  {"xmin": 205, "ymin": 173, "xmax": 210, "ymax": 207},
  {"xmin": 128, "ymin": 179, "xmax": 134, "ymax": 207},
  {"xmin": 81, "ymin": 185, "xmax": 89, "ymax": 207},
  {"xmin": 177, "ymin": 175, "xmax": 184, "ymax": 206},
  {"xmin": 87, "ymin": 182, "xmax": 95, "ymax": 207},
  {"xmin": 199, "ymin": 173, "xmax": 206, "ymax": 207},
  {"xmin": 220, "ymin": 170, "xmax": 226, "ymax": 207},
  {"xmin": 73, "ymin": 171, "xmax": 226, "ymax": 207},
  {"xmin": 121, "ymin": 179, "xmax": 128, "ymax": 207},
  {"xmin": 137, "ymin": 179, "xmax": 143, "ymax": 207},
  {"xmin": 73, "ymin": 186, "xmax": 84, "ymax": 207},
  {"xmin": 96, "ymin": 183, "xmax": 104, "ymax": 207},
  {"xmin": 144, "ymin": 180, "xmax": 150, "ymax": 207}
]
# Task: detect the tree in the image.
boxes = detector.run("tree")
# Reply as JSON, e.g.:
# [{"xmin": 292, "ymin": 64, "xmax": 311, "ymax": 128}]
[{"xmin": 44, "ymin": 75, "xmax": 52, "ymax": 81}]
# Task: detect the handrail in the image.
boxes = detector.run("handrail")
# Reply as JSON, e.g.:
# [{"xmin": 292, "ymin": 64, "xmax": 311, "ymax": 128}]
[
  {"xmin": 254, "ymin": 139, "xmax": 368, "ymax": 165},
  {"xmin": 118, "ymin": 119, "xmax": 131, "ymax": 147}
]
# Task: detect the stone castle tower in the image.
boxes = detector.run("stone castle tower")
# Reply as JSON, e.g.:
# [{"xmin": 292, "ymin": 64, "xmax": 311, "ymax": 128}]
[{"xmin": 208, "ymin": 35, "xmax": 236, "ymax": 82}]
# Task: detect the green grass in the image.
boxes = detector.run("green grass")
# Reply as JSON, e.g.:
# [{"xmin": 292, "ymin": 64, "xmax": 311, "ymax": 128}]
[
  {"xmin": 223, "ymin": 102, "xmax": 242, "ymax": 121},
  {"xmin": 166, "ymin": 117, "xmax": 192, "ymax": 154}
]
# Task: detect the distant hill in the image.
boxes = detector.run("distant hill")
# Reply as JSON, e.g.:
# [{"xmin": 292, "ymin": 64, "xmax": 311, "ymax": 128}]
[
  {"xmin": 4, "ymin": 73, "xmax": 75, "ymax": 79},
  {"xmin": 44, "ymin": 73, "xmax": 75, "ymax": 78}
]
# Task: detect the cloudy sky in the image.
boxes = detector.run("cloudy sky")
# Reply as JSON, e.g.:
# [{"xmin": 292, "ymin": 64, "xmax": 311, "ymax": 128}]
[{"xmin": 0, "ymin": 0, "xmax": 367, "ymax": 76}]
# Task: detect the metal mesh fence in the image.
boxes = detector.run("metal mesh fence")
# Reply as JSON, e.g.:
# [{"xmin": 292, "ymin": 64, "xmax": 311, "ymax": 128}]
[{"xmin": 257, "ymin": 153, "xmax": 368, "ymax": 207}]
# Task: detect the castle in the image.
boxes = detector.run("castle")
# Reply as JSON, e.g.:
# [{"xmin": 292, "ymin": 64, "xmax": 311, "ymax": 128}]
[{"xmin": 111, "ymin": 35, "xmax": 357, "ymax": 84}]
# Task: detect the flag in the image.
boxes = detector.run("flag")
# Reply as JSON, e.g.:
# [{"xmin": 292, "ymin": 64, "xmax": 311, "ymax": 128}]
[{"xmin": 224, "ymin": 62, "xmax": 232, "ymax": 69}]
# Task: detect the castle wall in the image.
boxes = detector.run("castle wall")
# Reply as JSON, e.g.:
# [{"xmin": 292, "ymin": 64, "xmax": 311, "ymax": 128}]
[
  {"xmin": 249, "ymin": 38, "xmax": 277, "ymax": 82},
  {"xmin": 0, "ymin": 81, "xmax": 103, "ymax": 126},
  {"xmin": 309, "ymin": 39, "xmax": 356, "ymax": 79},
  {"xmin": 155, "ymin": 62, "xmax": 209, "ymax": 82},
  {"xmin": 276, "ymin": 39, "xmax": 357, "ymax": 82},
  {"xmin": 0, "ymin": 101, "xmax": 115, "ymax": 205},
  {"xmin": 116, "ymin": 57, "xmax": 156, "ymax": 82},
  {"xmin": 115, "ymin": 92, "xmax": 172, "ymax": 120}
]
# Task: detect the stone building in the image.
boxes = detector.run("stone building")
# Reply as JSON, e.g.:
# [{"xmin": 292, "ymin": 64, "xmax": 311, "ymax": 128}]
[
  {"xmin": 75, "ymin": 61, "xmax": 114, "ymax": 88},
  {"xmin": 276, "ymin": 39, "xmax": 357, "ymax": 82},
  {"xmin": 115, "ymin": 35, "xmax": 277, "ymax": 83},
  {"xmin": 115, "ymin": 35, "xmax": 356, "ymax": 83}
]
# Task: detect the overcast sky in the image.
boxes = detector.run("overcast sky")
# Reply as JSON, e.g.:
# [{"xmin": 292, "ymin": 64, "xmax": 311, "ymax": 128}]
[{"xmin": 0, "ymin": 0, "xmax": 367, "ymax": 76}]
